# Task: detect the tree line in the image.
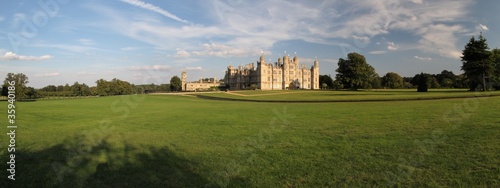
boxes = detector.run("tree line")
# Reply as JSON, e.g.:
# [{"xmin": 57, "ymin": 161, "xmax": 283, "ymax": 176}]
[
  {"xmin": 320, "ymin": 33, "xmax": 500, "ymax": 91},
  {"xmin": 1, "ymin": 75, "xmax": 177, "ymax": 100}
]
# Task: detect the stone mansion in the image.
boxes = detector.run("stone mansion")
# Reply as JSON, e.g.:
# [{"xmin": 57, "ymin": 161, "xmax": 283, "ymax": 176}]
[{"xmin": 224, "ymin": 53, "xmax": 319, "ymax": 90}]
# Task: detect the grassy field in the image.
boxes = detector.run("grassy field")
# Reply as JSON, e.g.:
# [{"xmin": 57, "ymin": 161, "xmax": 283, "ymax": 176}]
[
  {"xmin": 196, "ymin": 89, "xmax": 500, "ymax": 102},
  {"xmin": 1, "ymin": 90, "xmax": 499, "ymax": 187}
]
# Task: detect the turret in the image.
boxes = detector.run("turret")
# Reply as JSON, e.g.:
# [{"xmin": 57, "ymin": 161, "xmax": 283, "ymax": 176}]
[
  {"xmin": 283, "ymin": 54, "xmax": 289, "ymax": 65},
  {"xmin": 259, "ymin": 52, "xmax": 265, "ymax": 64},
  {"xmin": 181, "ymin": 71, "xmax": 187, "ymax": 91}
]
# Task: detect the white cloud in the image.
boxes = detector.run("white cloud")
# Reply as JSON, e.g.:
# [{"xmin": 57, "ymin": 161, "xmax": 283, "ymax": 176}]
[
  {"xmin": 35, "ymin": 72, "xmax": 60, "ymax": 77},
  {"xmin": 78, "ymin": 39, "xmax": 95, "ymax": 45},
  {"xmin": 476, "ymin": 24, "xmax": 488, "ymax": 31},
  {"xmin": 30, "ymin": 43, "xmax": 102, "ymax": 53},
  {"xmin": 121, "ymin": 0, "xmax": 188, "ymax": 23},
  {"xmin": 120, "ymin": 47, "xmax": 139, "ymax": 51},
  {"xmin": 416, "ymin": 24, "xmax": 464, "ymax": 59},
  {"xmin": 1, "ymin": 52, "xmax": 52, "ymax": 61},
  {"xmin": 191, "ymin": 43, "xmax": 268, "ymax": 57},
  {"xmin": 369, "ymin": 51, "xmax": 387, "ymax": 55},
  {"xmin": 331, "ymin": 1, "xmax": 474, "ymax": 59},
  {"xmin": 411, "ymin": 0, "xmax": 423, "ymax": 4},
  {"xmin": 128, "ymin": 65, "xmax": 172, "ymax": 71},
  {"xmin": 175, "ymin": 48, "xmax": 190, "ymax": 58},
  {"xmin": 89, "ymin": 0, "xmax": 476, "ymax": 60},
  {"xmin": 0, "ymin": 16, "xmax": 4, "ymax": 22},
  {"xmin": 185, "ymin": 66, "xmax": 202, "ymax": 71},
  {"xmin": 387, "ymin": 42, "xmax": 399, "ymax": 51},
  {"xmin": 414, "ymin": 56, "xmax": 432, "ymax": 61},
  {"xmin": 77, "ymin": 71, "xmax": 97, "ymax": 76}
]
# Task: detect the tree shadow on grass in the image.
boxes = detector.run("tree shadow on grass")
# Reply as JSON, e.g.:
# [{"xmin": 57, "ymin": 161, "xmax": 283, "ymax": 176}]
[{"xmin": 1, "ymin": 134, "xmax": 238, "ymax": 188}]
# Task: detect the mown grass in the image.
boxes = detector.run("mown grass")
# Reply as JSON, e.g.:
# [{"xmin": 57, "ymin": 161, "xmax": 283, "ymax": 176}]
[
  {"xmin": 198, "ymin": 89, "xmax": 500, "ymax": 102},
  {"xmin": 1, "ymin": 92, "xmax": 499, "ymax": 187}
]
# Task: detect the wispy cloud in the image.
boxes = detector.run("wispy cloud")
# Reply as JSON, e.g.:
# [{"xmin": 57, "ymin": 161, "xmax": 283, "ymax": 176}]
[
  {"xmin": 31, "ymin": 43, "xmax": 101, "ymax": 53},
  {"xmin": 35, "ymin": 72, "xmax": 60, "ymax": 77},
  {"xmin": 387, "ymin": 42, "xmax": 399, "ymax": 51},
  {"xmin": 369, "ymin": 51, "xmax": 387, "ymax": 55},
  {"xmin": 476, "ymin": 24, "xmax": 488, "ymax": 31},
  {"xmin": 0, "ymin": 16, "xmax": 5, "ymax": 22},
  {"xmin": 128, "ymin": 65, "xmax": 172, "ymax": 71},
  {"xmin": 120, "ymin": 47, "xmax": 140, "ymax": 51},
  {"xmin": 175, "ymin": 48, "xmax": 190, "ymax": 58},
  {"xmin": 78, "ymin": 38, "xmax": 95, "ymax": 45},
  {"xmin": 414, "ymin": 56, "xmax": 432, "ymax": 61},
  {"xmin": 90, "ymin": 0, "xmax": 477, "ymax": 60},
  {"xmin": 185, "ymin": 66, "xmax": 202, "ymax": 71},
  {"xmin": 331, "ymin": 0, "xmax": 474, "ymax": 59},
  {"xmin": 1, "ymin": 52, "xmax": 52, "ymax": 61},
  {"xmin": 120, "ymin": 0, "xmax": 188, "ymax": 23},
  {"xmin": 77, "ymin": 71, "xmax": 97, "ymax": 76}
]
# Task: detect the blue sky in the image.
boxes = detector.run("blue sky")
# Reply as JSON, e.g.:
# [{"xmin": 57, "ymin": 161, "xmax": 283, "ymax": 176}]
[{"xmin": 0, "ymin": 0, "xmax": 498, "ymax": 88}]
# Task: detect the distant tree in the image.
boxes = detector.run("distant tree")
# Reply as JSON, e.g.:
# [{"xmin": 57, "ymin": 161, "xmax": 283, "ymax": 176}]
[
  {"xmin": 56, "ymin": 85, "xmax": 64, "ymax": 92},
  {"xmin": 335, "ymin": 52, "xmax": 377, "ymax": 90},
  {"xmin": 417, "ymin": 73, "xmax": 428, "ymax": 92},
  {"xmin": 319, "ymin": 75, "xmax": 334, "ymax": 89},
  {"xmin": 461, "ymin": 33, "xmax": 493, "ymax": 91},
  {"xmin": 89, "ymin": 86, "xmax": 98, "ymax": 96},
  {"xmin": 96, "ymin": 79, "xmax": 110, "ymax": 96},
  {"xmin": 321, "ymin": 83, "xmax": 327, "ymax": 89},
  {"xmin": 170, "ymin": 76, "xmax": 182, "ymax": 91},
  {"xmin": 436, "ymin": 70, "xmax": 456, "ymax": 88},
  {"xmin": 2, "ymin": 73, "xmax": 29, "ymax": 99},
  {"xmin": 25, "ymin": 87, "xmax": 37, "ymax": 99},
  {"xmin": 411, "ymin": 73, "xmax": 440, "ymax": 89},
  {"xmin": 403, "ymin": 77, "xmax": 414, "ymax": 88},
  {"xmin": 491, "ymin": 48, "xmax": 500, "ymax": 89},
  {"xmin": 371, "ymin": 73, "xmax": 382, "ymax": 89},
  {"xmin": 381, "ymin": 72, "xmax": 404, "ymax": 89}
]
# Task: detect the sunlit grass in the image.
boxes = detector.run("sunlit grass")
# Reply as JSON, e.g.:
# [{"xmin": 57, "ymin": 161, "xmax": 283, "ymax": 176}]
[
  {"xmin": 0, "ymin": 93, "xmax": 499, "ymax": 187},
  {"xmin": 197, "ymin": 89, "xmax": 500, "ymax": 101}
]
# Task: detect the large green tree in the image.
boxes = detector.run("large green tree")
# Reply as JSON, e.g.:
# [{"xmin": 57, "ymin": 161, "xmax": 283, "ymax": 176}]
[
  {"xmin": 170, "ymin": 76, "xmax": 182, "ymax": 92},
  {"xmin": 461, "ymin": 33, "xmax": 493, "ymax": 91},
  {"xmin": 335, "ymin": 52, "xmax": 377, "ymax": 90},
  {"xmin": 2, "ymin": 73, "xmax": 29, "ymax": 99},
  {"xmin": 381, "ymin": 72, "xmax": 404, "ymax": 89}
]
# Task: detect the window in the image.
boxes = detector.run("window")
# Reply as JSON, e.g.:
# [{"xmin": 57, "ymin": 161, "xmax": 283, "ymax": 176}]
[
  {"xmin": 268, "ymin": 77, "xmax": 270, "ymax": 81},
  {"xmin": 273, "ymin": 71, "xmax": 276, "ymax": 74},
  {"xmin": 290, "ymin": 71, "xmax": 293, "ymax": 75}
]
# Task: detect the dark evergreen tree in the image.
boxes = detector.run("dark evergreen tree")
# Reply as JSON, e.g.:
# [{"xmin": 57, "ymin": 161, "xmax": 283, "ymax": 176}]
[
  {"xmin": 417, "ymin": 73, "xmax": 428, "ymax": 92},
  {"xmin": 461, "ymin": 33, "xmax": 493, "ymax": 91}
]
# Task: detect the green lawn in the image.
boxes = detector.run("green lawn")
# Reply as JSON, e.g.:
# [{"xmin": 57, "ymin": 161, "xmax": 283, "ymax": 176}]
[
  {"xmin": 1, "ymin": 91, "xmax": 499, "ymax": 187},
  {"xmin": 196, "ymin": 89, "xmax": 500, "ymax": 102}
]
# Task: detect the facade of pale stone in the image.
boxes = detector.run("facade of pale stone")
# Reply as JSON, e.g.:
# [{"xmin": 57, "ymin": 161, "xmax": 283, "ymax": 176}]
[
  {"xmin": 224, "ymin": 53, "xmax": 319, "ymax": 90},
  {"xmin": 181, "ymin": 71, "xmax": 220, "ymax": 91}
]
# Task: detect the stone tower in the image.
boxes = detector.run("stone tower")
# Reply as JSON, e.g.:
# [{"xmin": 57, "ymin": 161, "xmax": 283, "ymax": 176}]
[
  {"xmin": 181, "ymin": 71, "xmax": 187, "ymax": 91},
  {"xmin": 311, "ymin": 58, "xmax": 320, "ymax": 89}
]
